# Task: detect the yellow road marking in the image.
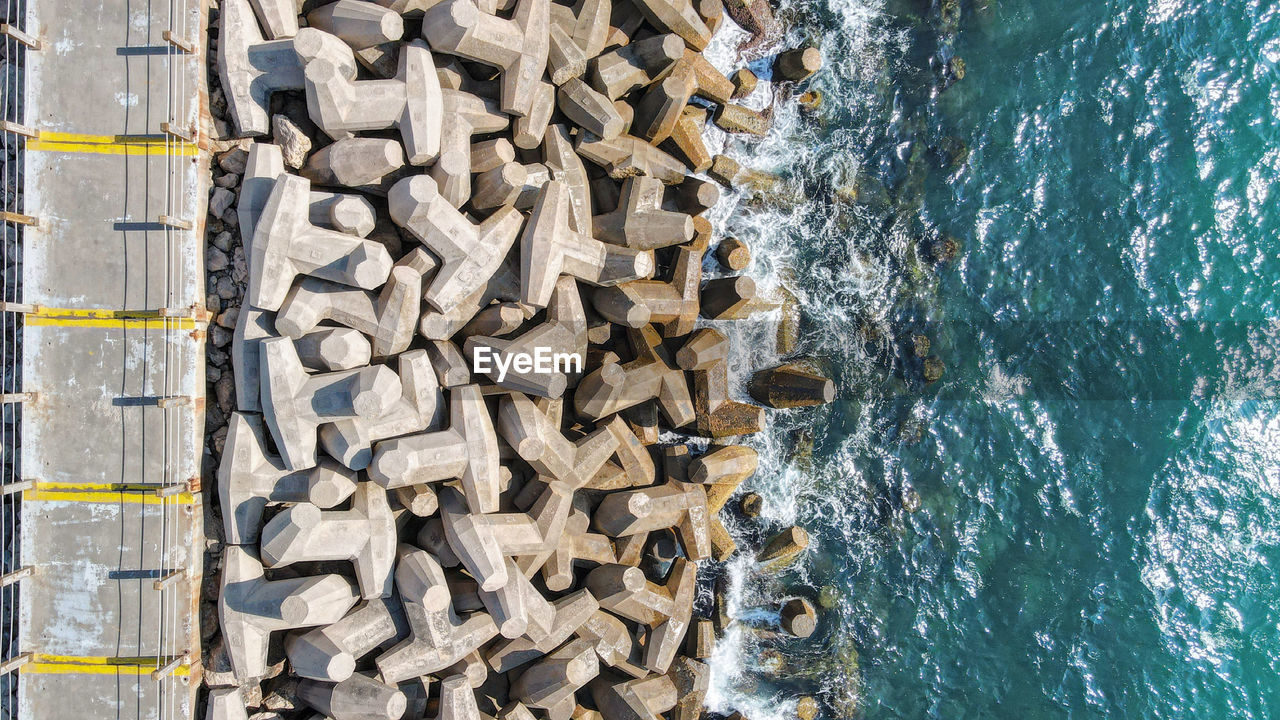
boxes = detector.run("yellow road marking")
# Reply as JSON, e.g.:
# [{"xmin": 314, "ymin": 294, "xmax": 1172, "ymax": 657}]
[
  {"xmin": 25, "ymin": 482, "xmax": 195, "ymax": 506},
  {"xmin": 22, "ymin": 654, "xmax": 191, "ymax": 677},
  {"xmin": 27, "ymin": 131, "xmax": 198, "ymax": 157},
  {"xmin": 23, "ymin": 307, "xmax": 199, "ymax": 330}
]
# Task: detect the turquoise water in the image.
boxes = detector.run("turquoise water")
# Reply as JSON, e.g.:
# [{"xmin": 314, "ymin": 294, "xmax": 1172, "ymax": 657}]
[{"xmin": 704, "ymin": 1, "xmax": 1280, "ymax": 719}]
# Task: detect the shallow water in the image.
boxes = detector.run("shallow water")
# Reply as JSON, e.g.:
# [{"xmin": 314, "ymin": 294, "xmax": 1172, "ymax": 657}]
[{"xmin": 704, "ymin": 1, "xmax": 1280, "ymax": 718}]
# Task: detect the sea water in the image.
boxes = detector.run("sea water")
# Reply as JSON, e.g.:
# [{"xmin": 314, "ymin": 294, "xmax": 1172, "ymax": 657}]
[{"xmin": 702, "ymin": 1, "xmax": 1280, "ymax": 718}]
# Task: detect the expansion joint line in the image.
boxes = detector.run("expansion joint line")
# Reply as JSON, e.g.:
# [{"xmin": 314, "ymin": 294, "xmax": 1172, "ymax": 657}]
[
  {"xmin": 15, "ymin": 653, "xmax": 193, "ymax": 679},
  {"xmin": 3, "ymin": 304, "xmax": 208, "ymax": 330}
]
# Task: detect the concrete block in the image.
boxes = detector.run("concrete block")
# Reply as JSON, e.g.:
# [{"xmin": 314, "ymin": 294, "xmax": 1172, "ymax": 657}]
[
  {"xmin": 593, "ymin": 478, "xmax": 710, "ymax": 561},
  {"xmin": 496, "ymin": 390, "xmax": 617, "ymax": 488},
  {"xmin": 421, "ymin": 0, "xmax": 550, "ymax": 119},
  {"xmin": 438, "ymin": 483, "xmax": 569, "ymax": 592},
  {"xmin": 367, "ymin": 385, "xmax": 502, "ymax": 513},
  {"xmin": 780, "ymin": 597, "xmax": 816, "ymax": 637},
  {"xmin": 260, "ymin": 336, "xmax": 402, "ymax": 469},
  {"xmin": 590, "ymin": 34, "xmax": 683, "ymax": 100},
  {"xmin": 514, "ymin": 81, "xmax": 557, "ymax": 150},
  {"xmin": 558, "ymin": 78, "xmax": 625, "ymax": 140},
  {"xmin": 298, "ymin": 30, "xmax": 443, "ymax": 164},
  {"xmin": 308, "ymin": 0, "xmax": 405, "ymax": 50},
  {"xmin": 666, "ymin": 657, "xmax": 709, "ymax": 720},
  {"xmin": 573, "ymin": 325, "xmax": 694, "ymax": 427},
  {"xmin": 425, "ymin": 339, "xmax": 473, "ymax": 387},
  {"xmin": 520, "ymin": 181, "xmax": 654, "ymax": 308},
  {"xmin": 219, "ymin": 412, "xmax": 359, "ymax": 545},
  {"xmin": 543, "ymin": 125, "xmax": 593, "ymax": 236},
  {"xmin": 591, "ymin": 673, "xmax": 678, "ymax": 720},
  {"xmin": 294, "ymin": 327, "xmax": 374, "ymax": 371},
  {"xmin": 488, "ymin": 589, "xmax": 599, "ymax": 673},
  {"xmin": 593, "ymin": 176, "xmax": 694, "ymax": 250},
  {"xmin": 532, "ymin": 509, "xmax": 617, "ymax": 591},
  {"xmin": 712, "ymin": 102, "xmax": 769, "ymax": 136},
  {"xmin": 631, "ymin": 62, "xmax": 695, "ymax": 143},
  {"xmin": 511, "ymin": 638, "xmax": 599, "ymax": 711},
  {"xmin": 206, "ymin": 687, "xmax": 248, "ymax": 720},
  {"xmin": 755, "ymin": 525, "xmax": 808, "ymax": 569},
  {"xmin": 548, "ymin": 24, "xmax": 589, "ymax": 86},
  {"xmin": 748, "ymin": 362, "xmax": 835, "ymax": 407},
  {"xmin": 550, "ymin": 0, "xmax": 612, "ymax": 59},
  {"xmin": 589, "ymin": 244, "xmax": 697, "ymax": 335},
  {"xmin": 286, "ymin": 597, "xmax": 408, "ymax": 681},
  {"xmin": 715, "ymin": 237, "xmax": 750, "ymax": 270},
  {"xmin": 319, "ymin": 349, "xmax": 445, "ymax": 470},
  {"xmin": 666, "ymin": 105, "xmax": 711, "ymax": 173},
  {"xmin": 249, "ymin": 0, "xmax": 300, "ymax": 39},
  {"xmin": 301, "ymin": 137, "xmax": 406, "ymax": 195},
  {"xmin": 275, "ymin": 269, "xmax": 420, "ymax": 359},
  {"xmin": 259, "ymin": 481, "xmax": 398, "ymax": 598},
  {"xmin": 240, "ymin": 143, "xmax": 375, "ymax": 247},
  {"xmin": 575, "ymin": 610, "xmax": 645, "ymax": 679},
  {"xmin": 466, "ymin": 276, "xmax": 588, "ymax": 397},
  {"xmin": 250, "ymin": 173, "xmax": 394, "ymax": 311},
  {"xmin": 575, "ymin": 132, "xmax": 687, "ymax": 185},
  {"xmin": 218, "ymin": 0, "xmax": 313, "ymax": 136},
  {"xmin": 677, "ymin": 328, "xmax": 765, "ymax": 437},
  {"xmin": 376, "ymin": 553, "xmax": 500, "ymax": 682},
  {"xmin": 773, "ymin": 47, "xmax": 822, "ymax": 82},
  {"xmin": 219, "ymin": 545, "xmax": 360, "ymax": 681},
  {"xmin": 298, "ymin": 673, "xmax": 408, "ymax": 720},
  {"xmin": 388, "ymin": 175, "xmax": 523, "ymax": 313},
  {"xmin": 434, "ymin": 89, "xmax": 511, "ymax": 206},
  {"xmin": 632, "ymin": 0, "xmax": 711, "ymax": 50}
]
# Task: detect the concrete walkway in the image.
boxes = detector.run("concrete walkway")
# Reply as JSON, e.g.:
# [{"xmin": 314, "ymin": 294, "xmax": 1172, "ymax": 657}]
[{"xmin": 17, "ymin": 0, "xmax": 207, "ymax": 717}]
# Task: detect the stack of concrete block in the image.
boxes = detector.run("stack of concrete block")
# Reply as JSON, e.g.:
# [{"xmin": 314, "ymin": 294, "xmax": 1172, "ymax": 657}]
[{"xmin": 208, "ymin": 0, "xmax": 830, "ymax": 718}]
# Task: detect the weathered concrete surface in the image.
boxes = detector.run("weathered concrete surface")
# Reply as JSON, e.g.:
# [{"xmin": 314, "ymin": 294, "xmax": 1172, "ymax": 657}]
[{"xmin": 20, "ymin": 0, "xmax": 207, "ymax": 718}]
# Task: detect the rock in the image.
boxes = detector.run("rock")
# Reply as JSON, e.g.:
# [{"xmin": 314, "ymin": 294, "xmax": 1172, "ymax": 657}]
[
  {"xmin": 796, "ymin": 696, "xmax": 819, "ymax": 720},
  {"xmin": 217, "ymin": 148, "xmax": 249, "ymax": 175},
  {"xmin": 797, "ymin": 90, "xmax": 822, "ymax": 112},
  {"xmin": 210, "ymin": 187, "xmax": 236, "ymax": 218},
  {"xmin": 211, "ymin": 324, "xmax": 233, "ymax": 349},
  {"xmin": 739, "ymin": 492, "xmax": 762, "ymax": 517},
  {"xmin": 215, "ymin": 172, "xmax": 241, "ymax": 189},
  {"xmin": 212, "ymin": 230, "xmax": 234, "ymax": 252},
  {"xmin": 923, "ymin": 355, "xmax": 945, "ymax": 383},
  {"xmin": 271, "ymin": 114, "xmax": 312, "ymax": 169},
  {"xmin": 910, "ymin": 334, "xmax": 930, "ymax": 358},
  {"xmin": 217, "ymin": 306, "xmax": 241, "ymax": 330},
  {"xmin": 207, "ymin": 245, "xmax": 230, "ymax": 273}
]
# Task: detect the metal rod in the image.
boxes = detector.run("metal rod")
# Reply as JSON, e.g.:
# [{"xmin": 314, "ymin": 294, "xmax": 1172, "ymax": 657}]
[
  {"xmin": 155, "ymin": 396, "xmax": 192, "ymax": 409},
  {"xmin": 161, "ymin": 30, "xmax": 194, "ymax": 54},
  {"xmin": 0, "ymin": 211, "xmax": 39, "ymax": 227},
  {"xmin": 1, "ymin": 480, "xmax": 34, "ymax": 496},
  {"xmin": 0, "ymin": 566, "xmax": 33, "ymax": 588},
  {"xmin": 152, "ymin": 569, "xmax": 186, "ymax": 591},
  {"xmin": 0, "ymin": 653, "xmax": 33, "ymax": 676},
  {"xmin": 153, "ymin": 482, "xmax": 188, "ymax": 498},
  {"xmin": 0, "ymin": 392, "xmax": 35, "ymax": 404},
  {"xmin": 0, "ymin": 302, "xmax": 38, "ymax": 314},
  {"xmin": 149, "ymin": 652, "xmax": 189, "ymax": 681},
  {"xmin": 159, "ymin": 121, "xmax": 194, "ymax": 144},
  {"xmin": 0, "ymin": 121, "xmax": 38, "ymax": 138},
  {"xmin": 157, "ymin": 214, "xmax": 193, "ymax": 231},
  {"xmin": 0, "ymin": 23, "xmax": 42, "ymax": 50}
]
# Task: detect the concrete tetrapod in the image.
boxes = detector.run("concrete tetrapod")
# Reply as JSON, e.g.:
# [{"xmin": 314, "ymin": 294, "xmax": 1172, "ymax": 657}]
[
  {"xmin": 465, "ymin": 276, "xmax": 589, "ymax": 398},
  {"xmin": 275, "ymin": 267, "xmax": 422, "ymax": 359},
  {"xmin": 259, "ymin": 481, "xmax": 398, "ymax": 599},
  {"xmin": 218, "ymin": 412, "xmax": 359, "ymax": 545},
  {"xmin": 249, "ymin": 173, "xmax": 394, "ymax": 312},
  {"xmin": 388, "ymin": 175, "xmax": 524, "ymax": 313},
  {"xmin": 297, "ymin": 672, "xmax": 408, "ymax": 720},
  {"xmin": 520, "ymin": 181, "xmax": 655, "ymax": 308},
  {"xmin": 511, "ymin": 638, "xmax": 600, "ymax": 715},
  {"xmin": 591, "ymin": 245, "xmax": 700, "ymax": 336},
  {"xmin": 297, "ymin": 30, "xmax": 442, "ymax": 165},
  {"xmin": 496, "ymin": 391, "xmax": 618, "ymax": 489},
  {"xmin": 421, "ymin": 0, "xmax": 550, "ymax": 119},
  {"xmin": 318, "ymin": 349, "xmax": 444, "ymax": 471},
  {"xmin": 573, "ymin": 325, "xmax": 695, "ymax": 427},
  {"xmin": 367, "ymin": 385, "xmax": 502, "ymax": 517},
  {"xmin": 285, "ymin": 596, "xmax": 407, "ymax": 681},
  {"xmin": 233, "ymin": 307, "xmax": 374, "ymax": 413},
  {"xmin": 375, "ymin": 551, "xmax": 500, "ymax": 683},
  {"xmin": 219, "ymin": 545, "xmax": 360, "ymax": 681},
  {"xmin": 260, "ymin": 336, "xmax": 402, "ymax": 470}
]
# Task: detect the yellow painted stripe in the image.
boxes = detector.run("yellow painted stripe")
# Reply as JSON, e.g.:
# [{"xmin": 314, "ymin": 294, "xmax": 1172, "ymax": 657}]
[
  {"xmin": 28, "ymin": 131, "xmax": 198, "ymax": 157},
  {"xmin": 22, "ymin": 654, "xmax": 190, "ymax": 677},
  {"xmin": 23, "ymin": 307, "xmax": 198, "ymax": 330},
  {"xmin": 25, "ymin": 482, "xmax": 194, "ymax": 506}
]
